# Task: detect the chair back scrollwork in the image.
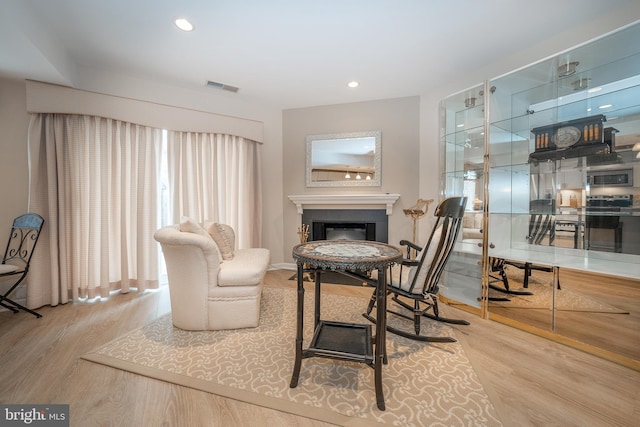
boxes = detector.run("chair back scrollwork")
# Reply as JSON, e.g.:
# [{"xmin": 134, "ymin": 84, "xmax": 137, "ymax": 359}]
[
  {"xmin": 3, "ymin": 213, "xmax": 45, "ymax": 270},
  {"xmin": 1, "ymin": 213, "xmax": 45, "ymax": 318}
]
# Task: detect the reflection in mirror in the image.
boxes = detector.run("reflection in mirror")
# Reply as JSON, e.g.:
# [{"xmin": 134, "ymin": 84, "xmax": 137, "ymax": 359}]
[
  {"xmin": 488, "ymin": 22, "xmax": 640, "ymax": 256},
  {"xmin": 482, "ymin": 21, "xmax": 640, "ymax": 368},
  {"xmin": 306, "ymin": 131, "xmax": 381, "ymax": 187}
]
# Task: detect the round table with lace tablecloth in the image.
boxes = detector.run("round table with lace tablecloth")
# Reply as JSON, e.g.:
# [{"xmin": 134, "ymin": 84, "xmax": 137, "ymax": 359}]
[{"xmin": 290, "ymin": 240, "xmax": 402, "ymax": 411}]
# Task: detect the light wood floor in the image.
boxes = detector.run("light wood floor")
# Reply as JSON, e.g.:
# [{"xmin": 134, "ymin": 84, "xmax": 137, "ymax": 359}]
[
  {"xmin": 487, "ymin": 268, "xmax": 640, "ymax": 362},
  {"xmin": 1, "ymin": 269, "xmax": 638, "ymax": 427}
]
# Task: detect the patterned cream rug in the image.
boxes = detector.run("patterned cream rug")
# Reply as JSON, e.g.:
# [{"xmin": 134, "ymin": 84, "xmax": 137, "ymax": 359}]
[{"xmin": 83, "ymin": 287, "xmax": 502, "ymax": 427}]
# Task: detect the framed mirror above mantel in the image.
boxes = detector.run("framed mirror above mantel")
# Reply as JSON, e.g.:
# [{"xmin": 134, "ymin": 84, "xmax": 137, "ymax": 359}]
[{"xmin": 306, "ymin": 130, "xmax": 381, "ymax": 187}]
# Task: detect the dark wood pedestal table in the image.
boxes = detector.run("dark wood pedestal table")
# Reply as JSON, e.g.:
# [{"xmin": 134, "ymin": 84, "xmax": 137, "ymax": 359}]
[{"xmin": 290, "ymin": 240, "xmax": 402, "ymax": 411}]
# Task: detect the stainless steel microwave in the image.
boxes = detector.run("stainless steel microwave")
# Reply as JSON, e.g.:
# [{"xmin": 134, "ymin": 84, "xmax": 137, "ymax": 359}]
[{"xmin": 587, "ymin": 168, "xmax": 633, "ymax": 187}]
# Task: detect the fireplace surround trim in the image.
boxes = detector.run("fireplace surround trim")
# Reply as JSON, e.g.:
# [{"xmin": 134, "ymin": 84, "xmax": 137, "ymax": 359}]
[{"xmin": 288, "ymin": 193, "xmax": 400, "ymax": 215}]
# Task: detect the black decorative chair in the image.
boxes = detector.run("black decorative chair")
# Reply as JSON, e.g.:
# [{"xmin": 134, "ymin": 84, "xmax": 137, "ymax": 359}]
[
  {"xmin": 363, "ymin": 196, "xmax": 469, "ymax": 342},
  {"xmin": 490, "ymin": 199, "xmax": 558, "ymax": 297},
  {"xmin": 0, "ymin": 213, "xmax": 45, "ymax": 318}
]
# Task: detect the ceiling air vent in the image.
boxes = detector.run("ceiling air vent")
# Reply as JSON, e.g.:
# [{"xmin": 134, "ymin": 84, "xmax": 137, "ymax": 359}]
[{"xmin": 206, "ymin": 80, "xmax": 239, "ymax": 93}]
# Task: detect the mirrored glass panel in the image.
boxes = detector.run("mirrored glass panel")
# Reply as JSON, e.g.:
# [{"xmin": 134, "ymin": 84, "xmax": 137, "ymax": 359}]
[
  {"xmin": 441, "ymin": 22, "xmax": 640, "ymax": 368},
  {"xmin": 486, "ymin": 22, "xmax": 640, "ymax": 364}
]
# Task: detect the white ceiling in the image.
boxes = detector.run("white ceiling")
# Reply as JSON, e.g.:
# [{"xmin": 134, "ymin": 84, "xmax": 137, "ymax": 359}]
[{"xmin": 1, "ymin": 0, "xmax": 639, "ymax": 110}]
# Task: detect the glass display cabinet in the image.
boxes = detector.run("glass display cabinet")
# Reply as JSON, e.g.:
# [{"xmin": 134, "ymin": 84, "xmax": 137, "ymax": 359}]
[
  {"xmin": 439, "ymin": 83, "xmax": 487, "ymax": 310},
  {"xmin": 440, "ymin": 22, "xmax": 640, "ymax": 369}
]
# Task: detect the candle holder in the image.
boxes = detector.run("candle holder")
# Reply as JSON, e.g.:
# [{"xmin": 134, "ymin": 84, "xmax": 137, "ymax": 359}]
[
  {"xmin": 403, "ymin": 198, "xmax": 433, "ymax": 257},
  {"xmin": 296, "ymin": 224, "xmax": 312, "ymax": 281},
  {"xmin": 297, "ymin": 224, "xmax": 309, "ymax": 244}
]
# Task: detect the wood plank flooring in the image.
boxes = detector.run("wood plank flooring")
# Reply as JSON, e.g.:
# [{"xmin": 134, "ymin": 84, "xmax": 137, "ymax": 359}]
[
  {"xmin": 487, "ymin": 268, "xmax": 640, "ymax": 362},
  {"xmin": 0, "ymin": 269, "xmax": 638, "ymax": 426}
]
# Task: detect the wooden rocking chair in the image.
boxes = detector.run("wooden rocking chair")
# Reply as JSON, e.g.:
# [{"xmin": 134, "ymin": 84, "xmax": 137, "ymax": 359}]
[
  {"xmin": 490, "ymin": 199, "xmax": 558, "ymax": 298},
  {"xmin": 363, "ymin": 196, "xmax": 469, "ymax": 342}
]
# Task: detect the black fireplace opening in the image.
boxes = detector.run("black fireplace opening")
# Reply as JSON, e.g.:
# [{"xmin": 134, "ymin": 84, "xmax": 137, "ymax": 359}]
[
  {"xmin": 302, "ymin": 209, "xmax": 388, "ymax": 243},
  {"xmin": 313, "ymin": 222, "xmax": 376, "ymax": 241}
]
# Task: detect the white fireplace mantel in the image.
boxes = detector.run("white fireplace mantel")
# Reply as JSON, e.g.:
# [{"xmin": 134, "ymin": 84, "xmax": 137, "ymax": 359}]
[{"xmin": 288, "ymin": 193, "xmax": 401, "ymax": 215}]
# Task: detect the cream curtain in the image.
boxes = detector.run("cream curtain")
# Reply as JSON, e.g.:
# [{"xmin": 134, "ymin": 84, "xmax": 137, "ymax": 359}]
[
  {"xmin": 167, "ymin": 131, "xmax": 262, "ymax": 249},
  {"xmin": 27, "ymin": 114, "xmax": 161, "ymax": 307}
]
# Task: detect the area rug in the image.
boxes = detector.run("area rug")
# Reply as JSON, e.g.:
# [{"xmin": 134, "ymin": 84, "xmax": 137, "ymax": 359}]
[
  {"xmin": 83, "ymin": 287, "xmax": 502, "ymax": 427},
  {"xmin": 489, "ymin": 270, "xmax": 628, "ymax": 313},
  {"xmin": 288, "ymin": 270, "xmax": 366, "ymax": 286}
]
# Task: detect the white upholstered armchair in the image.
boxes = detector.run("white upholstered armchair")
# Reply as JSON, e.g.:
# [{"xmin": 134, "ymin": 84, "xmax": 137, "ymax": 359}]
[{"xmin": 154, "ymin": 218, "xmax": 270, "ymax": 331}]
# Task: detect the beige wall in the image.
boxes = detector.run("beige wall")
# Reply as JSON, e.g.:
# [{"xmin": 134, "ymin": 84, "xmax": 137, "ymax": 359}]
[
  {"xmin": 0, "ymin": 78, "xmax": 30, "ymax": 296},
  {"xmin": 0, "ymin": 79, "xmax": 30, "ymax": 231},
  {"xmin": 1, "ymin": 8, "xmax": 637, "ymax": 270},
  {"xmin": 281, "ymin": 96, "xmax": 422, "ymax": 265}
]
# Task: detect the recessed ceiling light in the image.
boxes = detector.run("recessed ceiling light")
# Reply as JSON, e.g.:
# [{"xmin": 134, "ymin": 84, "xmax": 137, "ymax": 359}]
[
  {"xmin": 587, "ymin": 87, "xmax": 602, "ymax": 93},
  {"xmin": 175, "ymin": 18, "xmax": 194, "ymax": 32},
  {"xmin": 347, "ymin": 81, "xmax": 359, "ymax": 88},
  {"xmin": 598, "ymin": 104, "xmax": 612, "ymax": 109}
]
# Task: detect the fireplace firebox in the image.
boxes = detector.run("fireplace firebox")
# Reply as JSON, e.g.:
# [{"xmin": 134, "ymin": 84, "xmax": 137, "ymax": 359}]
[
  {"xmin": 314, "ymin": 222, "xmax": 376, "ymax": 241},
  {"xmin": 302, "ymin": 209, "xmax": 388, "ymax": 243}
]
